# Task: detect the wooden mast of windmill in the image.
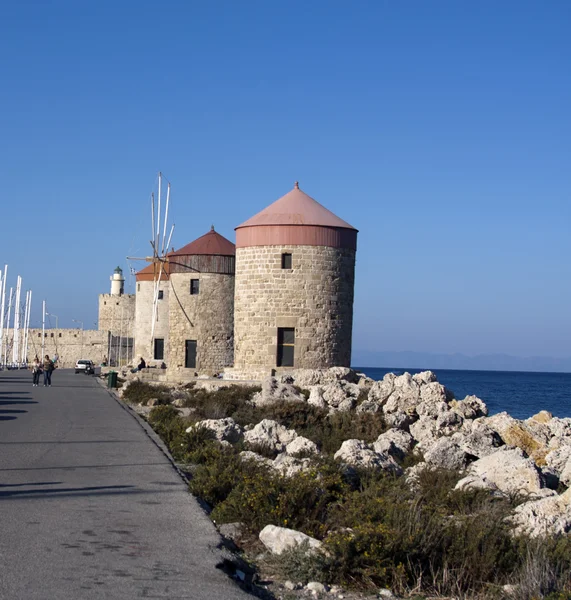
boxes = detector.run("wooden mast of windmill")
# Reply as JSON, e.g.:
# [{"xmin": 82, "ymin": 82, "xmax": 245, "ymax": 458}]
[{"xmin": 127, "ymin": 172, "xmax": 175, "ymax": 357}]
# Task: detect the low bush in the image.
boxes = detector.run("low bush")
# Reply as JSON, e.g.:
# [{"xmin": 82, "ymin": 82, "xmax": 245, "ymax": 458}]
[{"xmin": 122, "ymin": 380, "xmax": 172, "ymax": 405}]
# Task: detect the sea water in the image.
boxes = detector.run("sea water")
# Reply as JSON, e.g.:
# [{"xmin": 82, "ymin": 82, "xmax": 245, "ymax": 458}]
[{"xmin": 354, "ymin": 367, "xmax": 571, "ymax": 420}]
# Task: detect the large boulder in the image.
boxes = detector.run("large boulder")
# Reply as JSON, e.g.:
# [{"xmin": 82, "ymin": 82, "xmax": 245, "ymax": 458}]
[
  {"xmin": 450, "ymin": 395, "xmax": 488, "ymax": 419},
  {"xmin": 412, "ymin": 371, "xmax": 438, "ymax": 385},
  {"xmin": 308, "ymin": 381, "xmax": 360, "ymax": 413},
  {"xmin": 382, "ymin": 373, "xmax": 420, "ymax": 415},
  {"xmin": 545, "ymin": 445, "xmax": 571, "ymax": 487},
  {"xmin": 244, "ymin": 419, "xmax": 297, "ymax": 452},
  {"xmin": 511, "ymin": 487, "xmax": 571, "ymax": 538},
  {"xmin": 239, "ymin": 451, "xmax": 273, "ymax": 467},
  {"xmin": 480, "ymin": 412, "xmax": 551, "ymax": 465},
  {"xmin": 419, "ymin": 382, "xmax": 448, "ymax": 406},
  {"xmin": 186, "ymin": 417, "xmax": 243, "ymax": 444},
  {"xmin": 259, "ymin": 524, "xmax": 322, "ymax": 555},
  {"xmin": 334, "ymin": 439, "xmax": 402, "ymax": 475},
  {"xmin": 373, "ymin": 429, "xmax": 413, "ymax": 461},
  {"xmin": 272, "ymin": 454, "xmax": 313, "ymax": 477},
  {"xmin": 451, "ymin": 422, "xmax": 504, "ymax": 458},
  {"xmin": 424, "ymin": 437, "xmax": 471, "ymax": 471},
  {"xmin": 455, "ymin": 447, "xmax": 547, "ymax": 496},
  {"xmin": 547, "ymin": 417, "xmax": 571, "ymax": 441},
  {"xmin": 252, "ymin": 377, "xmax": 305, "ymax": 406},
  {"xmin": 285, "ymin": 436, "xmax": 319, "ymax": 456},
  {"xmin": 409, "ymin": 418, "xmax": 440, "ymax": 451},
  {"xmin": 282, "ymin": 367, "xmax": 360, "ymax": 388}
]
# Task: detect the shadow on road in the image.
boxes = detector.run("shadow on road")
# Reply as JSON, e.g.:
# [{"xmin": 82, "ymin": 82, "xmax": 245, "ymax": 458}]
[
  {"xmin": 0, "ymin": 461, "xmax": 170, "ymax": 472},
  {"xmin": 0, "ymin": 484, "xmax": 136, "ymax": 498}
]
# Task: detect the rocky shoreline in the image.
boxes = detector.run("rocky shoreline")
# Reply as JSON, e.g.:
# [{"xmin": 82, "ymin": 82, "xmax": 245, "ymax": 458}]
[{"xmin": 118, "ymin": 368, "xmax": 571, "ymax": 599}]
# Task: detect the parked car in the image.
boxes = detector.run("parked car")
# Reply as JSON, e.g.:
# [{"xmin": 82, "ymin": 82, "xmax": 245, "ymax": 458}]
[{"xmin": 75, "ymin": 359, "xmax": 94, "ymax": 374}]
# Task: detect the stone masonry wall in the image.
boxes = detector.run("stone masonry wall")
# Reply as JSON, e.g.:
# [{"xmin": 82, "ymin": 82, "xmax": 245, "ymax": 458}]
[
  {"xmin": 98, "ymin": 294, "xmax": 136, "ymax": 336},
  {"xmin": 168, "ymin": 272, "xmax": 234, "ymax": 375},
  {"xmin": 134, "ymin": 280, "xmax": 170, "ymax": 365},
  {"xmin": 232, "ymin": 245, "xmax": 355, "ymax": 377},
  {"xmin": 4, "ymin": 328, "xmax": 109, "ymax": 368}
]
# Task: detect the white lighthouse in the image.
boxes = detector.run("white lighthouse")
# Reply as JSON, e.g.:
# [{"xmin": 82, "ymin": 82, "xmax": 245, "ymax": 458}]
[{"xmin": 110, "ymin": 266, "xmax": 125, "ymax": 296}]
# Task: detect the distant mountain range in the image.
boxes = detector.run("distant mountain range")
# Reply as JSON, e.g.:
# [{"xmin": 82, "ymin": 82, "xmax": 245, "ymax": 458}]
[{"xmin": 351, "ymin": 350, "xmax": 571, "ymax": 373}]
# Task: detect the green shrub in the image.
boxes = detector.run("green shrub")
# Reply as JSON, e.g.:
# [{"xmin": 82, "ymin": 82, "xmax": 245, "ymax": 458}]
[
  {"xmin": 122, "ymin": 380, "xmax": 172, "ymax": 405},
  {"xmin": 178, "ymin": 385, "xmax": 261, "ymax": 423},
  {"xmin": 212, "ymin": 458, "xmax": 347, "ymax": 538},
  {"xmin": 147, "ymin": 405, "xmax": 187, "ymax": 450}
]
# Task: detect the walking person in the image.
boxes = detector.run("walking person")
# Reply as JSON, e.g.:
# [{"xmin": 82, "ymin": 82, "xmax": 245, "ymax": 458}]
[
  {"xmin": 31, "ymin": 355, "xmax": 42, "ymax": 387},
  {"xmin": 43, "ymin": 355, "xmax": 54, "ymax": 387}
]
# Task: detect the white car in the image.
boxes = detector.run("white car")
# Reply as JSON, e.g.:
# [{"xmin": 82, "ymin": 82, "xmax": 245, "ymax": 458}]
[{"xmin": 75, "ymin": 359, "xmax": 94, "ymax": 374}]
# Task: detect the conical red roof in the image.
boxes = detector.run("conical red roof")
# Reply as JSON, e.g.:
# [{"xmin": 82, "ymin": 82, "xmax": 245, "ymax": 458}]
[
  {"xmin": 236, "ymin": 183, "xmax": 356, "ymax": 230},
  {"xmin": 136, "ymin": 227, "xmax": 234, "ymax": 280},
  {"xmin": 171, "ymin": 226, "xmax": 235, "ymax": 256}
]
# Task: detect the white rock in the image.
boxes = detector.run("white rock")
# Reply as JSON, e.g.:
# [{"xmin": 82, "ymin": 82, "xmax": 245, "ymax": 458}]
[
  {"xmin": 321, "ymin": 381, "xmax": 360, "ymax": 412},
  {"xmin": 412, "ymin": 370, "xmax": 437, "ymax": 385},
  {"xmin": 419, "ymin": 382, "xmax": 448, "ymax": 405},
  {"xmin": 450, "ymin": 422, "xmax": 504, "ymax": 458},
  {"xmin": 367, "ymin": 375, "xmax": 395, "ymax": 406},
  {"xmin": 373, "ymin": 429, "xmax": 413, "ymax": 461},
  {"xmin": 450, "ymin": 395, "xmax": 488, "ymax": 419},
  {"xmin": 307, "ymin": 386, "xmax": 326, "ymax": 409},
  {"xmin": 306, "ymin": 581, "xmax": 327, "ymax": 593},
  {"xmin": 259, "ymin": 524, "xmax": 322, "ymax": 555},
  {"xmin": 252, "ymin": 377, "xmax": 305, "ymax": 406},
  {"xmin": 244, "ymin": 419, "xmax": 297, "ymax": 452},
  {"xmin": 512, "ymin": 487, "xmax": 571, "ymax": 537},
  {"xmin": 334, "ymin": 440, "xmax": 402, "ymax": 475},
  {"xmin": 272, "ymin": 454, "xmax": 313, "ymax": 477},
  {"xmin": 424, "ymin": 437, "xmax": 470, "ymax": 471},
  {"xmin": 547, "ymin": 417, "xmax": 571, "ymax": 441},
  {"xmin": 409, "ymin": 418, "xmax": 440, "ymax": 451},
  {"xmin": 455, "ymin": 447, "xmax": 546, "ymax": 496},
  {"xmin": 286, "ymin": 436, "xmax": 319, "ymax": 456},
  {"xmin": 186, "ymin": 417, "xmax": 243, "ymax": 443},
  {"xmin": 545, "ymin": 445, "xmax": 571, "ymax": 486},
  {"xmin": 285, "ymin": 367, "xmax": 359, "ymax": 388},
  {"xmin": 239, "ymin": 451, "xmax": 273, "ymax": 467},
  {"xmin": 382, "ymin": 373, "xmax": 420, "ymax": 415},
  {"xmin": 384, "ymin": 410, "xmax": 416, "ymax": 430}
]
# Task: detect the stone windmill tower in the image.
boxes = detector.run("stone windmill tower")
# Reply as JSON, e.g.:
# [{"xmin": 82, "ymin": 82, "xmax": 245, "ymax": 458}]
[{"xmin": 231, "ymin": 182, "xmax": 358, "ymax": 379}]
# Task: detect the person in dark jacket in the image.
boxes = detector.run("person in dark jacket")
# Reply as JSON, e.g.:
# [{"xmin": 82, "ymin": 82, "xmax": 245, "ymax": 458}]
[
  {"xmin": 137, "ymin": 357, "xmax": 146, "ymax": 371},
  {"xmin": 43, "ymin": 355, "xmax": 54, "ymax": 386}
]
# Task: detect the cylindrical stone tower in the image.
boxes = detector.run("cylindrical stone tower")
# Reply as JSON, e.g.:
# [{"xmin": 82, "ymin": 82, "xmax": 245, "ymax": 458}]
[
  {"xmin": 135, "ymin": 262, "xmax": 170, "ymax": 366},
  {"xmin": 232, "ymin": 182, "xmax": 358, "ymax": 379},
  {"xmin": 167, "ymin": 227, "xmax": 235, "ymax": 375}
]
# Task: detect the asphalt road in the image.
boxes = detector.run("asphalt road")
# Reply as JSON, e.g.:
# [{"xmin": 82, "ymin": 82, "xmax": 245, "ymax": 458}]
[{"xmin": 0, "ymin": 369, "xmax": 253, "ymax": 600}]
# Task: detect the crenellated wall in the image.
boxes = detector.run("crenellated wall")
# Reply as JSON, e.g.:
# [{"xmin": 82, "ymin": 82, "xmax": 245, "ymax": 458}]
[{"xmin": 3, "ymin": 328, "xmax": 109, "ymax": 368}]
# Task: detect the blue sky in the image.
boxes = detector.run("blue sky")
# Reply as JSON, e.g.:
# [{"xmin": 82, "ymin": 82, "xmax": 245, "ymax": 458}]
[{"xmin": 1, "ymin": 1, "xmax": 569, "ymax": 359}]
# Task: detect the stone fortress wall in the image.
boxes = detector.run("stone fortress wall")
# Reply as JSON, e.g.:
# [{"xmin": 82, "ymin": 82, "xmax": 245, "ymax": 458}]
[
  {"xmin": 3, "ymin": 328, "xmax": 109, "ymax": 368},
  {"xmin": 98, "ymin": 293, "xmax": 136, "ymax": 337},
  {"xmin": 168, "ymin": 272, "xmax": 234, "ymax": 375},
  {"xmin": 231, "ymin": 244, "xmax": 356, "ymax": 380}
]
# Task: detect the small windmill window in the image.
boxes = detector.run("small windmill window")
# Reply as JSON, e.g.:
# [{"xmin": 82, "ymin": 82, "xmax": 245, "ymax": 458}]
[
  {"xmin": 190, "ymin": 279, "xmax": 199, "ymax": 295},
  {"xmin": 281, "ymin": 253, "xmax": 292, "ymax": 269},
  {"xmin": 277, "ymin": 327, "xmax": 295, "ymax": 367},
  {"xmin": 158, "ymin": 290, "xmax": 164, "ymax": 300}
]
